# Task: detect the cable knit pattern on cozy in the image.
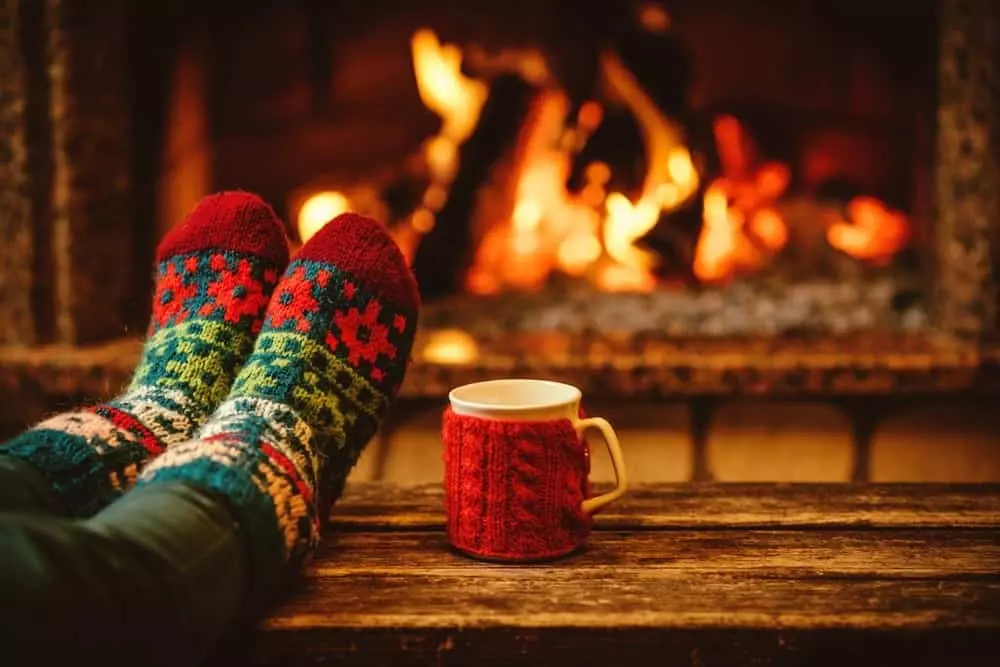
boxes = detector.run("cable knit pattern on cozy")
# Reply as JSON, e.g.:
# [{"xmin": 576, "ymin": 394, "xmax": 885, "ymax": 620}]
[
  {"xmin": 0, "ymin": 192, "xmax": 289, "ymax": 517},
  {"xmin": 442, "ymin": 407, "xmax": 592, "ymax": 561},
  {"xmin": 137, "ymin": 213, "xmax": 420, "ymax": 602}
]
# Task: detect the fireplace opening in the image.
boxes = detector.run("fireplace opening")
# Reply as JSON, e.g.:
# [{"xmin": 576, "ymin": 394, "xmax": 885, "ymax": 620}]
[{"xmin": 148, "ymin": 0, "xmax": 939, "ymax": 347}]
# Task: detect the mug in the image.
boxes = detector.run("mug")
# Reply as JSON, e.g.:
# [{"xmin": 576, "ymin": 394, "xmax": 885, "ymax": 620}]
[{"xmin": 443, "ymin": 378, "xmax": 627, "ymax": 561}]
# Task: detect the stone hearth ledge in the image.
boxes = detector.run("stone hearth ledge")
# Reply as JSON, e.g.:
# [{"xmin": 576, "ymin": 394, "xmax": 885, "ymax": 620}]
[{"xmin": 0, "ymin": 332, "xmax": 995, "ymax": 425}]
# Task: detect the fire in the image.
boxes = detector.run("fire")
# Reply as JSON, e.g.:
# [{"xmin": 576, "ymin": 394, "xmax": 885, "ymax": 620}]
[
  {"xmin": 380, "ymin": 29, "xmax": 493, "ymax": 263},
  {"xmin": 398, "ymin": 29, "xmax": 913, "ymax": 293},
  {"xmin": 827, "ymin": 197, "xmax": 910, "ymax": 264},
  {"xmin": 411, "ymin": 29, "xmax": 488, "ymax": 156},
  {"xmin": 600, "ymin": 49, "xmax": 699, "ymax": 288},
  {"xmin": 466, "ymin": 90, "xmax": 604, "ymax": 293},
  {"xmin": 693, "ymin": 115, "xmax": 791, "ymax": 283}
]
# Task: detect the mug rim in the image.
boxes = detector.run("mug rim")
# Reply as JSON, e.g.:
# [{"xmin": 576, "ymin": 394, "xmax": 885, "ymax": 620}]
[{"xmin": 448, "ymin": 378, "xmax": 582, "ymax": 413}]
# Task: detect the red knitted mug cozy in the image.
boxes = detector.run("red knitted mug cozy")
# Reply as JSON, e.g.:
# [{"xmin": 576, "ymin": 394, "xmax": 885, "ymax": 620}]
[{"xmin": 442, "ymin": 406, "xmax": 593, "ymax": 561}]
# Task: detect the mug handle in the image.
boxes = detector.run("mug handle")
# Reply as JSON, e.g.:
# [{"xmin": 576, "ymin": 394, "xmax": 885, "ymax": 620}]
[{"xmin": 575, "ymin": 417, "xmax": 628, "ymax": 515}]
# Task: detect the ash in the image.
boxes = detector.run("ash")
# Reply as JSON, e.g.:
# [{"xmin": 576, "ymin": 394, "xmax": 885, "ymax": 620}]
[{"xmin": 421, "ymin": 276, "xmax": 929, "ymax": 337}]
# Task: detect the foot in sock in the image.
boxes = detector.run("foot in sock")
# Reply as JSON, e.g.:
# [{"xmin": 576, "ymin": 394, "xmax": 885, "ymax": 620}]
[
  {"xmin": 1, "ymin": 192, "xmax": 289, "ymax": 516},
  {"xmin": 139, "ymin": 213, "xmax": 419, "ymax": 597}
]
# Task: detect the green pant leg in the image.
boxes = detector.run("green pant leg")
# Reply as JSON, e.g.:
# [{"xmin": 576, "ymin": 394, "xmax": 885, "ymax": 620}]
[
  {"xmin": 0, "ymin": 481, "xmax": 248, "ymax": 666},
  {"xmin": 0, "ymin": 454, "xmax": 64, "ymax": 515}
]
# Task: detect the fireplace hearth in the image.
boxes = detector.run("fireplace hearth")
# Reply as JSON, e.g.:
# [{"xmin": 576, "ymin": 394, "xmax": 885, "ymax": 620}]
[{"xmin": 0, "ymin": 0, "xmax": 998, "ymax": 439}]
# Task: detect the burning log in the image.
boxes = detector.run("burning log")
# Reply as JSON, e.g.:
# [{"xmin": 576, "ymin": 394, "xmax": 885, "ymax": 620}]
[{"xmin": 411, "ymin": 74, "xmax": 536, "ymax": 300}]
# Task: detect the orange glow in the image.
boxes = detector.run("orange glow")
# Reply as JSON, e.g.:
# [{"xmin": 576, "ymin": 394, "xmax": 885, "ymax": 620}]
[
  {"xmin": 692, "ymin": 116, "xmax": 790, "ymax": 283},
  {"xmin": 403, "ymin": 33, "xmax": 911, "ymax": 293},
  {"xmin": 400, "ymin": 29, "xmax": 492, "ymax": 263},
  {"xmin": 637, "ymin": 3, "xmax": 671, "ymax": 33},
  {"xmin": 297, "ymin": 191, "xmax": 350, "ymax": 243},
  {"xmin": 465, "ymin": 90, "xmax": 605, "ymax": 293},
  {"xmin": 827, "ymin": 197, "xmax": 910, "ymax": 263},
  {"xmin": 411, "ymin": 29, "xmax": 487, "ymax": 148},
  {"xmin": 422, "ymin": 329, "xmax": 480, "ymax": 364},
  {"xmin": 600, "ymin": 49, "xmax": 699, "ymax": 288},
  {"xmin": 749, "ymin": 208, "xmax": 788, "ymax": 251}
]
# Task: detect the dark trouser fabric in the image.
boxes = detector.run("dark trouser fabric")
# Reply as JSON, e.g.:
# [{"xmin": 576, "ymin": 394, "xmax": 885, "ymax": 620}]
[{"xmin": 0, "ymin": 454, "xmax": 248, "ymax": 666}]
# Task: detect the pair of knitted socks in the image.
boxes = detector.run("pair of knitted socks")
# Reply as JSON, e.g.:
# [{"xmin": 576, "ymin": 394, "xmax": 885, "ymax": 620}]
[{"xmin": 1, "ymin": 191, "xmax": 419, "ymax": 587}]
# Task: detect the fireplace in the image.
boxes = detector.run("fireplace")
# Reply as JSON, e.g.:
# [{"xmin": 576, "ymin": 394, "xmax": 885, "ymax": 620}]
[
  {"xmin": 0, "ymin": 0, "xmax": 998, "ymax": 482},
  {"xmin": 171, "ymin": 1, "xmax": 939, "ymax": 306}
]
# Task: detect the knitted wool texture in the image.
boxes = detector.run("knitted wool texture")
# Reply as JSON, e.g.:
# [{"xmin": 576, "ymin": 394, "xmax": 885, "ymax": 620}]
[
  {"xmin": 442, "ymin": 407, "xmax": 592, "ymax": 561},
  {"xmin": 0, "ymin": 192, "xmax": 289, "ymax": 516},
  {"xmin": 138, "ymin": 212, "xmax": 420, "ymax": 598}
]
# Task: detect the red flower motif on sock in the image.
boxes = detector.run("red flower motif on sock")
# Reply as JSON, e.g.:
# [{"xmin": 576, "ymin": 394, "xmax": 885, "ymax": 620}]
[
  {"xmin": 152, "ymin": 262, "xmax": 197, "ymax": 328},
  {"xmin": 200, "ymin": 258, "xmax": 270, "ymax": 327},
  {"xmin": 327, "ymin": 300, "xmax": 398, "ymax": 371},
  {"xmin": 268, "ymin": 266, "xmax": 319, "ymax": 332}
]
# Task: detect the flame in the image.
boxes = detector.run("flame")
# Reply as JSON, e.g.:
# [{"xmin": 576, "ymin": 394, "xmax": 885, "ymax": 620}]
[
  {"xmin": 828, "ymin": 197, "xmax": 910, "ymax": 263},
  {"xmin": 599, "ymin": 50, "xmax": 699, "ymax": 287},
  {"xmin": 395, "ymin": 30, "xmax": 492, "ymax": 263},
  {"xmin": 693, "ymin": 183, "xmax": 739, "ymax": 282},
  {"xmin": 466, "ymin": 90, "xmax": 604, "ymax": 293},
  {"xmin": 411, "ymin": 29, "xmax": 487, "ymax": 148},
  {"xmin": 404, "ymin": 30, "xmax": 910, "ymax": 294},
  {"xmin": 298, "ymin": 191, "xmax": 350, "ymax": 243},
  {"xmin": 692, "ymin": 116, "xmax": 790, "ymax": 283}
]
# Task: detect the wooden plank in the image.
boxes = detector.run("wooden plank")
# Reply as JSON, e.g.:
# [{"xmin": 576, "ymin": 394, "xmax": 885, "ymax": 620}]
[
  {"xmin": 299, "ymin": 530, "xmax": 1000, "ymax": 583},
  {"xmin": 329, "ymin": 483, "xmax": 1000, "ymax": 530},
  {"xmin": 237, "ymin": 529, "xmax": 1000, "ymax": 665},
  {"xmin": 241, "ymin": 626, "xmax": 999, "ymax": 667}
]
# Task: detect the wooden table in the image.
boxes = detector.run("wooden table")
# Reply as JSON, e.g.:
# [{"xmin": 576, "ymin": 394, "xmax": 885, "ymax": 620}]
[{"xmin": 233, "ymin": 483, "xmax": 1000, "ymax": 666}]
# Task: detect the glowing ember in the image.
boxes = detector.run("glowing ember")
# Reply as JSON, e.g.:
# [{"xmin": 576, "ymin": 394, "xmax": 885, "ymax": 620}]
[{"xmin": 828, "ymin": 197, "xmax": 910, "ymax": 263}]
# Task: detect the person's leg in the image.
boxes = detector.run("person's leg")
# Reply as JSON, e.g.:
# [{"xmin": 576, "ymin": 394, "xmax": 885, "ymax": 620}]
[
  {"xmin": 0, "ymin": 192, "xmax": 288, "ymax": 518},
  {"xmin": 0, "ymin": 453, "xmax": 64, "ymax": 514},
  {"xmin": 0, "ymin": 481, "xmax": 247, "ymax": 667},
  {"xmin": 139, "ymin": 213, "xmax": 419, "ymax": 604}
]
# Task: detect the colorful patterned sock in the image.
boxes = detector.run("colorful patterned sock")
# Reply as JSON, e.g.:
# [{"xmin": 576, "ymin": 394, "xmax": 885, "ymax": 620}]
[
  {"xmin": 137, "ymin": 212, "xmax": 420, "ymax": 600},
  {"xmin": 1, "ymin": 192, "xmax": 289, "ymax": 517}
]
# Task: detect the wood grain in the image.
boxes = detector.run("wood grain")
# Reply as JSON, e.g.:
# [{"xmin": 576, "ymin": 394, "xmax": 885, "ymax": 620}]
[
  {"xmin": 213, "ymin": 483, "xmax": 1000, "ymax": 665},
  {"xmin": 329, "ymin": 482, "xmax": 1000, "ymax": 530},
  {"xmin": 238, "ymin": 627, "xmax": 999, "ymax": 667},
  {"xmin": 267, "ymin": 530, "xmax": 1000, "ymax": 630}
]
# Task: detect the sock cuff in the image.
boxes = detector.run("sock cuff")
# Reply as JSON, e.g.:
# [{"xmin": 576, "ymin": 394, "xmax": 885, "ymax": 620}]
[
  {"xmin": 2, "ymin": 412, "xmax": 149, "ymax": 516},
  {"xmin": 138, "ymin": 436, "xmax": 319, "ymax": 597}
]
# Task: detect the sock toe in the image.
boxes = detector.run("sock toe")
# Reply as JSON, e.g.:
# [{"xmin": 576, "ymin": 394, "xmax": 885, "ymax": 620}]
[
  {"xmin": 157, "ymin": 191, "xmax": 290, "ymax": 266},
  {"xmin": 294, "ymin": 212, "xmax": 420, "ymax": 313}
]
